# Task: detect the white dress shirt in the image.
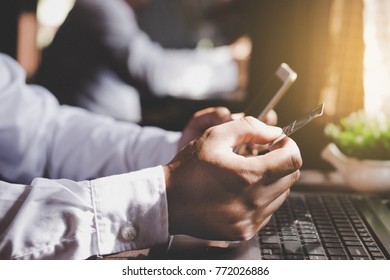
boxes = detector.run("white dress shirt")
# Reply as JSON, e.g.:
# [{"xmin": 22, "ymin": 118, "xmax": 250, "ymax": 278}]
[{"xmin": 0, "ymin": 54, "xmax": 181, "ymax": 259}]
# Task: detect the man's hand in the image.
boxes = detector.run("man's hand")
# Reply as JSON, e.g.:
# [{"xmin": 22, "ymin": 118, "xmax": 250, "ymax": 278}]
[
  {"xmin": 178, "ymin": 107, "xmax": 233, "ymax": 151},
  {"xmin": 164, "ymin": 116, "xmax": 302, "ymax": 241},
  {"xmin": 179, "ymin": 107, "xmax": 278, "ymax": 155},
  {"xmin": 234, "ymin": 109, "xmax": 278, "ymax": 156}
]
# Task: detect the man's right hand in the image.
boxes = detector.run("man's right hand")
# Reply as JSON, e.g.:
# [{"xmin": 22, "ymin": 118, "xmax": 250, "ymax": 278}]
[{"xmin": 163, "ymin": 116, "xmax": 302, "ymax": 241}]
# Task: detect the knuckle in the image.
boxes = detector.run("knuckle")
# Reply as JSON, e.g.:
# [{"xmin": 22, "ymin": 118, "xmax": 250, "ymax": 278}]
[
  {"xmin": 203, "ymin": 125, "xmax": 217, "ymax": 139},
  {"xmin": 261, "ymin": 167, "xmax": 274, "ymax": 185},
  {"xmin": 291, "ymin": 169, "xmax": 301, "ymax": 184},
  {"xmin": 257, "ymin": 162, "xmax": 278, "ymax": 185},
  {"xmin": 289, "ymin": 149, "xmax": 303, "ymax": 170},
  {"xmin": 286, "ymin": 140, "xmax": 303, "ymax": 170},
  {"xmin": 242, "ymin": 116, "xmax": 258, "ymax": 128},
  {"xmin": 215, "ymin": 106, "xmax": 231, "ymax": 118}
]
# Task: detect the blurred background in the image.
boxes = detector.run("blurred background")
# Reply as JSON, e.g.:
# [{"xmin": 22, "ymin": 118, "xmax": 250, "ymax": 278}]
[{"xmin": 1, "ymin": 0, "xmax": 389, "ymax": 170}]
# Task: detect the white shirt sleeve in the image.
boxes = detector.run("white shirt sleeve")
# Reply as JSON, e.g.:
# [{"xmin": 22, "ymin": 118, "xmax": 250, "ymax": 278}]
[
  {"xmin": 0, "ymin": 53, "xmax": 181, "ymax": 184},
  {"xmin": 0, "ymin": 166, "xmax": 169, "ymax": 260},
  {"xmin": 0, "ymin": 54, "xmax": 176, "ymax": 259}
]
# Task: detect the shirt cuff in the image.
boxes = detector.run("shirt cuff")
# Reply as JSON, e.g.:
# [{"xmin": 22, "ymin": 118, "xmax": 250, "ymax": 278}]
[{"xmin": 90, "ymin": 166, "xmax": 169, "ymax": 256}]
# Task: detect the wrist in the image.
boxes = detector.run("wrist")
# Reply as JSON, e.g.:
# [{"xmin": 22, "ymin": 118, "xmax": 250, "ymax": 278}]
[
  {"xmin": 162, "ymin": 164, "xmax": 172, "ymax": 192},
  {"xmin": 163, "ymin": 164, "xmax": 179, "ymax": 235}
]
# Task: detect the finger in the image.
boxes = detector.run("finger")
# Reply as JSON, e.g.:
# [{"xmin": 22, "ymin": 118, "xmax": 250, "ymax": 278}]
[
  {"xmin": 255, "ymin": 189, "xmax": 291, "ymax": 231},
  {"xmin": 231, "ymin": 112, "xmax": 245, "ymax": 120},
  {"xmin": 261, "ymin": 109, "xmax": 278, "ymax": 125},
  {"xmin": 230, "ymin": 36, "xmax": 252, "ymax": 60},
  {"xmin": 211, "ymin": 116, "xmax": 283, "ymax": 150},
  {"xmin": 242, "ymin": 188, "xmax": 291, "ymax": 239},
  {"xmin": 255, "ymin": 138, "xmax": 302, "ymax": 183},
  {"xmin": 234, "ymin": 137, "xmax": 301, "ymax": 189},
  {"xmin": 251, "ymin": 170, "xmax": 299, "ymax": 207},
  {"xmin": 192, "ymin": 107, "xmax": 232, "ymax": 129}
]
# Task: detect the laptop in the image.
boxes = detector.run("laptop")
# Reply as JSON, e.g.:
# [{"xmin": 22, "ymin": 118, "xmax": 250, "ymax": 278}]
[{"xmin": 165, "ymin": 180, "xmax": 390, "ymax": 260}]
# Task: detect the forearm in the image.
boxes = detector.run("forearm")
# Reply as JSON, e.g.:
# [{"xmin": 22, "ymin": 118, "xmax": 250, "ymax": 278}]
[{"xmin": 45, "ymin": 107, "xmax": 181, "ymax": 180}]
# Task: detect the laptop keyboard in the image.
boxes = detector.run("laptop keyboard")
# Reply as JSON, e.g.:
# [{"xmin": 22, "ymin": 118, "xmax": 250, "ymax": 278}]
[{"xmin": 258, "ymin": 193, "xmax": 387, "ymax": 260}]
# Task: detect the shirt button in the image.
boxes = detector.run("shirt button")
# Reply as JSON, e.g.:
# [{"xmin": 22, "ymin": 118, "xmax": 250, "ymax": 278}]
[{"xmin": 121, "ymin": 224, "xmax": 137, "ymax": 241}]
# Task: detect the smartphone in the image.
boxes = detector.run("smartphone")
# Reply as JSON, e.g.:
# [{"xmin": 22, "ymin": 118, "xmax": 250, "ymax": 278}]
[{"xmin": 245, "ymin": 63, "xmax": 297, "ymax": 121}]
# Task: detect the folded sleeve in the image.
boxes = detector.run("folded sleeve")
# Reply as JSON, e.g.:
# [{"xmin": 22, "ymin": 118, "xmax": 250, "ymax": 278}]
[{"xmin": 0, "ymin": 166, "xmax": 169, "ymax": 260}]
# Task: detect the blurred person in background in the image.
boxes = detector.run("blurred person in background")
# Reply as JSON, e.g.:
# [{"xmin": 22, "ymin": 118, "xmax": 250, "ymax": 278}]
[{"xmin": 34, "ymin": 0, "xmax": 251, "ymax": 124}]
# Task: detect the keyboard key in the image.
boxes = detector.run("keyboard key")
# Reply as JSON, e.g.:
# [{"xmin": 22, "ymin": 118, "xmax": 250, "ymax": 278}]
[
  {"xmin": 282, "ymin": 230, "xmax": 297, "ymax": 236},
  {"xmin": 262, "ymin": 249, "xmax": 272, "ymax": 255},
  {"xmin": 345, "ymin": 241, "xmax": 363, "ymax": 246},
  {"xmin": 359, "ymin": 232, "xmax": 371, "ymax": 238},
  {"xmin": 261, "ymin": 236, "xmax": 279, "ymax": 243},
  {"xmin": 371, "ymin": 251, "xmax": 384, "ymax": 257},
  {"xmin": 302, "ymin": 234, "xmax": 318, "ymax": 239},
  {"xmin": 324, "ymin": 242, "xmax": 342, "ymax": 248},
  {"xmin": 340, "ymin": 231, "xmax": 357, "ymax": 237},
  {"xmin": 334, "ymin": 218, "xmax": 349, "ymax": 223},
  {"xmin": 327, "ymin": 248, "xmax": 347, "ymax": 256},
  {"xmin": 300, "ymin": 230, "xmax": 317, "ymax": 235},
  {"xmin": 260, "ymin": 231, "xmax": 277, "ymax": 236},
  {"xmin": 338, "ymin": 227, "xmax": 354, "ymax": 232},
  {"xmin": 262, "ymin": 255, "xmax": 282, "ymax": 260},
  {"xmin": 347, "ymin": 246, "xmax": 368, "ymax": 257},
  {"xmin": 313, "ymin": 217, "xmax": 330, "ymax": 222},
  {"xmin": 309, "ymin": 255, "xmax": 327, "ymax": 260},
  {"xmin": 335, "ymin": 223, "xmax": 351, "ymax": 228},
  {"xmin": 303, "ymin": 238, "xmax": 321, "ymax": 243},
  {"xmin": 305, "ymin": 244, "xmax": 325, "ymax": 255},
  {"xmin": 362, "ymin": 237, "xmax": 374, "ymax": 242},
  {"xmin": 342, "ymin": 236, "xmax": 359, "ymax": 241},
  {"xmin": 262, "ymin": 248, "xmax": 282, "ymax": 255},
  {"xmin": 317, "ymin": 224, "xmax": 333, "ymax": 229},
  {"xmin": 330, "ymin": 256, "xmax": 349, "ymax": 260},
  {"xmin": 282, "ymin": 236, "xmax": 299, "ymax": 241},
  {"xmin": 320, "ymin": 233, "xmax": 337, "ymax": 238},
  {"xmin": 368, "ymin": 247, "xmax": 381, "ymax": 252},
  {"xmin": 261, "ymin": 243, "xmax": 280, "ymax": 249},
  {"xmin": 283, "ymin": 241, "xmax": 303, "ymax": 255},
  {"xmin": 323, "ymin": 237, "xmax": 340, "ymax": 243},
  {"xmin": 286, "ymin": 255, "xmax": 305, "ymax": 260},
  {"xmin": 318, "ymin": 229, "xmax": 336, "ymax": 234}
]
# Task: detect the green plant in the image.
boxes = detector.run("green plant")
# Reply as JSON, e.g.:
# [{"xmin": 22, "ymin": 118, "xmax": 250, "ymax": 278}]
[{"xmin": 324, "ymin": 110, "xmax": 390, "ymax": 160}]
